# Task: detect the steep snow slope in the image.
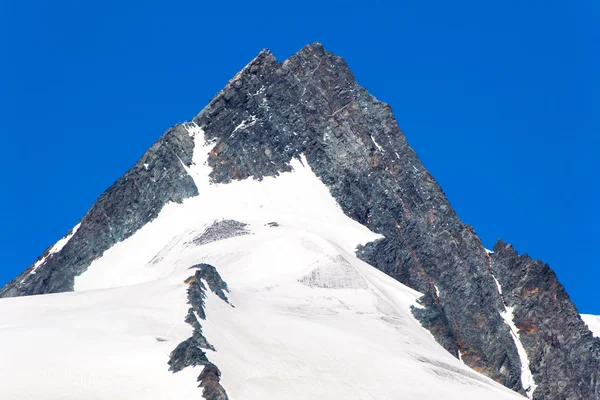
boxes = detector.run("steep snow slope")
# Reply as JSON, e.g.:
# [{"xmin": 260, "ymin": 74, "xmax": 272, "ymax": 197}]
[
  {"xmin": 0, "ymin": 126, "xmax": 523, "ymax": 399},
  {"xmin": 197, "ymin": 231, "xmax": 523, "ymax": 399}
]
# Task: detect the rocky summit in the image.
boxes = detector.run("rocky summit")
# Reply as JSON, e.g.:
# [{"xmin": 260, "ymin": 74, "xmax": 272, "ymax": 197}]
[{"xmin": 1, "ymin": 43, "xmax": 598, "ymax": 400}]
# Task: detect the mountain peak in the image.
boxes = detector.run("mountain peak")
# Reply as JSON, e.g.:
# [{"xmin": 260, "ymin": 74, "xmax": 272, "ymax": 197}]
[{"xmin": 2, "ymin": 45, "xmax": 599, "ymax": 400}]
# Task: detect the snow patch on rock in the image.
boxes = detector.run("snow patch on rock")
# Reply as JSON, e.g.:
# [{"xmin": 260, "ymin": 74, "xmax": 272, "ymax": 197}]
[
  {"xmin": 493, "ymin": 273, "xmax": 537, "ymax": 398},
  {"xmin": 29, "ymin": 222, "xmax": 81, "ymax": 276},
  {"xmin": 581, "ymin": 314, "xmax": 600, "ymax": 338}
]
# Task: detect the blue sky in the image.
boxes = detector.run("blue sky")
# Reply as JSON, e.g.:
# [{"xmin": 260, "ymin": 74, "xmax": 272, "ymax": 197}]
[{"xmin": 1, "ymin": 1, "xmax": 598, "ymax": 312}]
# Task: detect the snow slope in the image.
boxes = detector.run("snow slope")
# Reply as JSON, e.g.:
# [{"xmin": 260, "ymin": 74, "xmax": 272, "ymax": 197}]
[
  {"xmin": 0, "ymin": 279, "xmax": 201, "ymax": 400},
  {"xmin": 581, "ymin": 314, "xmax": 600, "ymax": 338},
  {"xmin": 0, "ymin": 125, "xmax": 524, "ymax": 399}
]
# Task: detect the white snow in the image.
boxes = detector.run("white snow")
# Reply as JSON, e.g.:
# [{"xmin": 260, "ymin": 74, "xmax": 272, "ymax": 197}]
[
  {"xmin": 581, "ymin": 314, "xmax": 600, "ymax": 337},
  {"xmin": 231, "ymin": 115, "xmax": 258, "ymax": 135},
  {"xmin": 500, "ymin": 307, "xmax": 537, "ymax": 398},
  {"xmin": 0, "ymin": 124, "xmax": 525, "ymax": 399},
  {"xmin": 485, "ymin": 248, "xmax": 494, "ymax": 255},
  {"xmin": 492, "ymin": 273, "xmax": 536, "ymax": 398},
  {"xmin": 49, "ymin": 222, "xmax": 81, "ymax": 256},
  {"xmin": 0, "ymin": 277, "xmax": 202, "ymax": 400},
  {"xmin": 370, "ymin": 134, "xmax": 384, "ymax": 152},
  {"xmin": 29, "ymin": 223, "xmax": 81, "ymax": 275},
  {"xmin": 493, "ymin": 276, "xmax": 503, "ymax": 295}
]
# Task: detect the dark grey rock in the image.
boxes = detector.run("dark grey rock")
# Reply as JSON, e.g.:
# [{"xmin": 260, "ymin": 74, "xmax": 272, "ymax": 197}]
[
  {"xmin": 411, "ymin": 291, "xmax": 460, "ymax": 359},
  {"xmin": 198, "ymin": 363, "xmax": 228, "ymax": 400},
  {"xmin": 169, "ymin": 264, "xmax": 229, "ymax": 400},
  {"xmin": 491, "ymin": 240, "xmax": 600, "ymax": 399},
  {"xmin": 169, "ymin": 337, "xmax": 210, "ymax": 373},
  {"xmin": 191, "ymin": 220, "xmax": 249, "ymax": 247},
  {"xmin": 190, "ymin": 263, "xmax": 230, "ymax": 303}
]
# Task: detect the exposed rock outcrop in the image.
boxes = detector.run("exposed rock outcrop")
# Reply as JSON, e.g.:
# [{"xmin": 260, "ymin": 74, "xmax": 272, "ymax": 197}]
[
  {"xmin": 169, "ymin": 263, "xmax": 230, "ymax": 400},
  {"xmin": 491, "ymin": 241, "xmax": 600, "ymax": 399},
  {"xmin": 191, "ymin": 220, "xmax": 249, "ymax": 247}
]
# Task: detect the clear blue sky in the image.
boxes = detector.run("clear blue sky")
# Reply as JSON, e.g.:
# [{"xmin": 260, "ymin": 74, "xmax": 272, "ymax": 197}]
[{"xmin": 1, "ymin": 1, "xmax": 598, "ymax": 312}]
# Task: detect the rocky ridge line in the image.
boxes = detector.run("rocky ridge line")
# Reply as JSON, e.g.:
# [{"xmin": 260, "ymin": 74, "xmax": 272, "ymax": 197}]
[
  {"xmin": 0, "ymin": 124, "xmax": 198, "ymax": 296},
  {"xmin": 169, "ymin": 263, "xmax": 230, "ymax": 400}
]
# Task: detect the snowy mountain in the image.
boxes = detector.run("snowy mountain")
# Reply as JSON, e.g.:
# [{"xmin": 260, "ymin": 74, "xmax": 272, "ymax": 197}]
[{"xmin": 1, "ymin": 43, "xmax": 598, "ymax": 399}]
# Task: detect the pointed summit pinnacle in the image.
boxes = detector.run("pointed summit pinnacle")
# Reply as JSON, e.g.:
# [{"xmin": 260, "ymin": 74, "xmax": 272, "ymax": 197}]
[{"xmin": 228, "ymin": 48, "xmax": 277, "ymax": 84}]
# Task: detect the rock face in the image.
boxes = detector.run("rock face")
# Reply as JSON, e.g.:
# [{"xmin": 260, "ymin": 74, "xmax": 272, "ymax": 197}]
[
  {"xmin": 491, "ymin": 241, "xmax": 600, "ymax": 399},
  {"xmin": 2, "ymin": 43, "xmax": 598, "ymax": 399}
]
